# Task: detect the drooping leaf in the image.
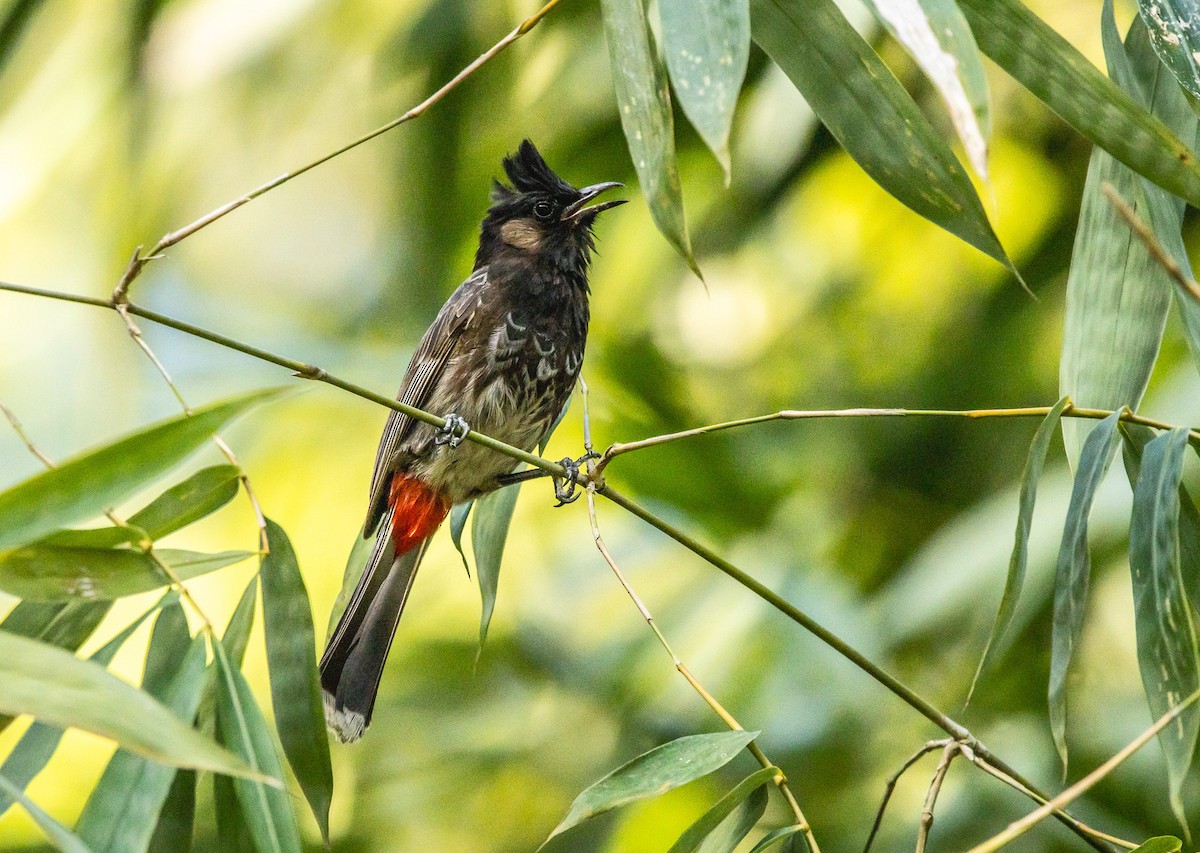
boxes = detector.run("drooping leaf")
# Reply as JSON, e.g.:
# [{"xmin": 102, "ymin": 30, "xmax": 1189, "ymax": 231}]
[
  {"xmin": 0, "ymin": 629, "xmax": 270, "ymax": 781},
  {"xmin": 659, "ymin": 0, "xmax": 750, "ymax": 183},
  {"xmin": 545, "ymin": 730, "xmax": 758, "ymax": 842},
  {"xmin": 260, "ymin": 518, "xmax": 333, "ymax": 842},
  {"xmin": 212, "ymin": 641, "xmax": 303, "ymax": 853},
  {"xmin": 473, "ymin": 484, "xmax": 520, "ymax": 652},
  {"xmin": 146, "ymin": 770, "xmax": 196, "ymax": 853},
  {"xmin": 1124, "ymin": 426, "xmax": 1200, "ymax": 827},
  {"xmin": 77, "ymin": 632, "xmax": 208, "ymax": 853},
  {"xmin": 0, "ymin": 546, "xmax": 253, "ymax": 601},
  {"xmin": 1138, "ymin": 1, "xmax": 1200, "ymax": 101},
  {"xmin": 862, "ymin": 0, "xmax": 991, "ymax": 177},
  {"xmin": 449, "ymin": 500, "xmax": 473, "ymax": 577},
  {"xmin": 968, "ymin": 396, "xmax": 1071, "ymax": 703},
  {"xmin": 600, "ymin": 0, "xmax": 701, "ymax": 277},
  {"xmin": 1049, "ymin": 411, "xmax": 1123, "ymax": 771},
  {"xmin": 0, "ymin": 389, "xmax": 280, "ymax": 553},
  {"xmin": 0, "ymin": 772, "xmax": 89, "ymax": 853},
  {"xmin": 667, "ymin": 766, "xmax": 776, "ymax": 853},
  {"xmin": 1060, "ymin": 3, "xmax": 1194, "ymax": 463},
  {"xmin": 325, "ymin": 527, "xmax": 374, "ymax": 643},
  {"xmin": 127, "ymin": 464, "xmax": 242, "ymax": 540},
  {"xmin": 748, "ymin": 825, "xmax": 810, "ymax": 853},
  {"xmin": 957, "ymin": 0, "xmax": 1200, "ymax": 207},
  {"xmin": 223, "ymin": 574, "xmax": 258, "ymax": 666}
]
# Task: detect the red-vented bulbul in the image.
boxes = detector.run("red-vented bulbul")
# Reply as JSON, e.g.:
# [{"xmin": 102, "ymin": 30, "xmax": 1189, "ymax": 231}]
[{"xmin": 320, "ymin": 141, "xmax": 625, "ymax": 742}]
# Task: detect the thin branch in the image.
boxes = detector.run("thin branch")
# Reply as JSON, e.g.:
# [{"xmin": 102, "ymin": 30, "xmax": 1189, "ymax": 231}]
[
  {"xmin": 916, "ymin": 742, "xmax": 959, "ymax": 853},
  {"xmin": 969, "ymin": 687, "xmax": 1200, "ymax": 853},
  {"xmin": 1102, "ymin": 181, "xmax": 1200, "ymax": 303},
  {"xmin": 109, "ymin": 0, "xmax": 566, "ymax": 301},
  {"xmin": 864, "ymin": 739, "xmax": 953, "ymax": 853},
  {"xmin": 595, "ymin": 484, "xmax": 1113, "ymax": 853}
]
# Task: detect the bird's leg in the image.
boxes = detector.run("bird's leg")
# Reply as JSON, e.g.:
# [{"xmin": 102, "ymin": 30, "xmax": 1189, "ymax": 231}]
[
  {"xmin": 434, "ymin": 413, "xmax": 470, "ymax": 448},
  {"xmin": 553, "ymin": 450, "xmax": 600, "ymax": 506}
]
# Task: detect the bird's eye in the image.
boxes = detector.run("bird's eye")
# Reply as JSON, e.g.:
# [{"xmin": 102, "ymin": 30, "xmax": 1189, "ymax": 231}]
[{"xmin": 532, "ymin": 200, "xmax": 555, "ymax": 220}]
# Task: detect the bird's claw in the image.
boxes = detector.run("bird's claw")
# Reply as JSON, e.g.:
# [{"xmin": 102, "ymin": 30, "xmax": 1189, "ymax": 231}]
[
  {"xmin": 435, "ymin": 413, "xmax": 470, "ymax": 448},
  {"xmin": 553, "ymin": 451, "xmax": 600, "ymax": 506}
]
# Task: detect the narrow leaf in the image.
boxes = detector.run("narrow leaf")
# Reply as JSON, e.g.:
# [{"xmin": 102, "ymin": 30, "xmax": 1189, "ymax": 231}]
[
  {"xmin": 0, "ymin": 389, "xmax": 280, "ymax": 553},
  {"xmin": 260, "ymin": 518, "xmax": 333, "ymax": 841},
  {"xmin": 660, "ymin": 0, "xmax": 750, "ymax": 183},
  {"xmin": 750, "ymin": 0, "xmax": 1013, "ymax": 274},
  {"xmin": 128, "ymin": 464, "xmax": 242, "ymax": 540},
  {"xmin": 600, "ymin": 0, "xmax": 701, "ymax": 276},
  {"xmin": 1138, "ymin": 1, "xmax": 1200, "ymax": 101},
  {"xmin": 0, "ymin": 772, "xmax": 89, "ymax": 853},
  {"xmin": 1126, "ymin": 427, "xmax": 1200, "ymax": 827},
  {"xmin": 146, "ymin": 770, "xmax": 195, "ymax": 853},
  {"xmin": 223, "ymin": 574, "xmax": 258, "ymax": 666},
  {"xmin": 0, "ymin": 629, "xmax": 271, "ymax": 782},
  {"xmin": 450, "ymin": 500, "xmax": 473, "ymax": 577},
  {"xmin": 545, "ymin": 730, "xmax": 758, "ymax": 842},
  {"xmin": 749, "ymin": 825, "xmax": 809, "ymax": 853},
  {"xmin": 668, "ymin": 766, "xmax": 776, "ymax": 853},
  {"xmin": 325, "ymin": 527, "xmax": 374, "ymax": 643},
  {"xmin": 957, "ymin": 0, "xmax": 1200, "ymax": 207},
  {"xmin": 39, "ymin": 526, "xmax": 147, "ymax": 549},
  {"xmin": 213, "ymin": 641, "xmax": 303, "ymax": 853},
  {"xmin": 1049, "ymin": 410, "xmax": 1123, "ymax": 772},
  {"xmin": 697, "ymin": 783, "xmax": 768, "ymax": 853},
  {"xmin": 472, "ymin": 484, "xmax": 520, "ymax": 652},
  {"xmin": 863, "ymin": 0, "xmax": 991, "ymax": 177},
  {"xmin": 1131, "ymin": 837, "xmax": 1183, "ymax": 853},
  {"xmin": 969, "ymin": 396, "xmax": 1071, "ymax": 701},
  {"xmin": 0, "ymin": 546, "xmax": 252, "ymax": 601}
]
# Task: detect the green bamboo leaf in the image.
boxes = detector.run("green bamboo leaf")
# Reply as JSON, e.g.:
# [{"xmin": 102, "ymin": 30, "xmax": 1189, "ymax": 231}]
[
  {"xmin": 1125, "ymin": 427, "xmax": 1200, "ymax": 826},
  {"xmin": 750, "ymin": 0, "xmax": 1014, "ymax": 276},
  {"xmin": 968, "ymin": 397, "xmax": 1071, "ymax": 702},
  {"xmin": 260, "ymin": 518, "xmax": 333, "ymax": 842},
  {"xmin": 600, "ymin": 0, "xmax": 701, "ymax": 277},
  {"xmin": 0, "ymin": 546, "xmax": 252, "ymax": 601},
  {"xmin": 472, "ymin": 484, "xmax": 520, "ymax": 652},
  {"xmin": 213, "ymin": 772, "xmax": 254, "ymax": 853},
  {"xmin": 1049, "ymin": 410, "xmax": 1123, "ymax": 772},
  {"xmin": 449, "ymin": 500, "xmax": 473, "ymax": 577},
  {"xmin": 1138, "ymin": 1, "xmax": 1200, "ymax": 101},
  {"xmin": 0, "ymin": 600, "xmax": 162, "ymax": 817},
  {"xmin": 212, "ymin": 641, "xmax": 303, "ymax": 853},
  {"xmin": 748, "ymin": 825, "xmax": 809, "ymax": 853},
  {"xmin": 0, "ymin": 772, "xmax": 89, "ymax": 853},
  {"xmin": 77, "ymin": 631, "xmax": 208, "ymax": 853},
  {"xmin": 659, "ymin": 0, "xmax": 750, "ymax": 183},
  {"xmin": 0, "ymin": 389, "xmax": 281, "ymax": 553},
  {"xmin": 667, "ymin": 766, "xmax": 776, "ymax": 853},
  {"xmin": 862, "ymin": 0, "xmax": 991, "ymax": 178},
  {"xmin": 957, "ymin": 0, "xmax": 1200, "ymax": 207},
  {"xmin": 223, "ymin": 575, "xmax": 258, "ymax": 666},
  {"xmin": 324, "ymin": 528, "xmax": 373, "ymax": 643},
  {"xmin": 0, "ymin": 629, "xmax": 271, "ymax": 782},
  {"xmin": 1131, "ymin": 837, "xmax": 1183, "ymax": 853},
  {"xmin": 146, "ymin": 770, "xmax": 195, "ymax": 853},
  {"xmin": 544, "ymin": 730, "xmax": 758, "ymax": 843},
  {"xmin": 39, "ymin": 526, "xmax": 148, "ymax": 549},
  {"xmin": 127, "ymin": 465, "xmax": 242, "ymax": 540},
  {"xmin": 1060, "ymin": 4, "xmax": 1196, "ymax": 465}
]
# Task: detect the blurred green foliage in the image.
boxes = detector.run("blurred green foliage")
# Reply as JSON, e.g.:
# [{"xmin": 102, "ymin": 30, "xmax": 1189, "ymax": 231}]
[{"xmin": 2, "ymin": 0, "xmax": 1199, "ymax": 850}]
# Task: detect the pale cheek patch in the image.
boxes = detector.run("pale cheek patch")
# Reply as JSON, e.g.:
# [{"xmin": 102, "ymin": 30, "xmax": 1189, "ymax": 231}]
[{"xmin": 500, "ymin": 219, "xmax": 543, "ymax": 251}]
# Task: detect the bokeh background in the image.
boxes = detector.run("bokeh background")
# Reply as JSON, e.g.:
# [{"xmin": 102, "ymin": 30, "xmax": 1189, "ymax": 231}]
[{"xmin": 1, "ymin": 0, "xmax": 1198, "ymax": 849}]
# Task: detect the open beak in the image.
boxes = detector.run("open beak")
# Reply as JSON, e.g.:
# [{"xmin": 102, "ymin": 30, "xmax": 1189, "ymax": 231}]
[{"xmin": 562, "ymin": 181, "xmax": 627, "ymax": 222}]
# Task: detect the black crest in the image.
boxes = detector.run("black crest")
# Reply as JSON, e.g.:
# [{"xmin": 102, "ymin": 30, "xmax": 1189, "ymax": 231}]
[{"xmin": 496, "ymin": 140, "xmax": 576, "ymax": 200}]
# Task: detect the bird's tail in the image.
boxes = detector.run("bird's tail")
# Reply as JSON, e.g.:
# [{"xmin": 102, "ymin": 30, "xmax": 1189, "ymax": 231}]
[{"xmin": 320, "ymin": 476, "xmax": 449, "ymax": 743}]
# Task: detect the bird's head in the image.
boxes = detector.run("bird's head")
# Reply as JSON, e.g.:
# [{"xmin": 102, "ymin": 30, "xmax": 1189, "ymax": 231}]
[{"xmin": 476, "ymin": 140, "xmax": 625, "ymax": 276}]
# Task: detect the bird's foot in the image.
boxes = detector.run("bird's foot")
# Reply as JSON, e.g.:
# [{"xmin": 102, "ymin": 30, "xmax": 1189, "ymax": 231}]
[
  {"xmin": 553, "ymin": 451, "xmax": 600, "ymax": 506},
  {"xmin": 434, "ymin": 413, "xmax": 470, "ymax": 448}
]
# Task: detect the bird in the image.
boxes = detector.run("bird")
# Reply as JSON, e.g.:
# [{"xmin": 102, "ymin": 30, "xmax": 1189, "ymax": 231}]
[{"xmin": 320, "ymin": 140, "xmax": 625, "ymax": 743}]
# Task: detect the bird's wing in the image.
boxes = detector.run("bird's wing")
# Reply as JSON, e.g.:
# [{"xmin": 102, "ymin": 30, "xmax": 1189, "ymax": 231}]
[{"xmin": 362, "ymin": 267, "xmax": 488, "ymax": 535}]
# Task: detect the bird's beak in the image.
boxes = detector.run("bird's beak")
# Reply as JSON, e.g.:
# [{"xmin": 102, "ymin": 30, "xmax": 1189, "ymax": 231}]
[{"xmin": 562, "ymin": 182, "xmax": 627, "ymax": 221}]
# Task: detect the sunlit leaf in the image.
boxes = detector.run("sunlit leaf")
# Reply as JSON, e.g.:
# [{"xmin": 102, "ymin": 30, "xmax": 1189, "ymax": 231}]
[
  {"xmin": 750, "ymin": 0, "xmax": 1014, "ymax": 275},
  {"xmin": 473, "ymin": 484, "xmax": 520, "ymax": 652},
  {"xmin": 0, "ymin": 389, "xmax": 281, "ymax": 553},
  {"xmin": 260, "ymin": 518, "xmax": 333, "ymax": 842},
  {"xmin": 660, "ymin": 0, "xmax": 750, "ymax": 183},
  {"xmin": 957, "ymin": 0, "xmax": 1200, "ymax": 207},
  {"xmin": 1124, "ymin": 427, "xmax": 1200, "ymax": 826},
  {"xmin": 863, "ymin": 0, "xmax": 991, "ymax": 177},
  {"xmin": 0, "ymin": 772, "xmax": 89, "ymax": 853},
  {"xmin": 0, "ymin": 546, "xmax": 252, "ymax": 601},
  {"xmin": 212, "ymin": 641, "xmax": 303, "ymax": 853},
  {"xmin": 1049, "ymin": 410, "xmax": 1123, "ymax": 771},
  {"xmin": 600, "ymin": 0, "xmax": 701, "ymax": 277},
  {"xmin": 748, "ymin": 825, "xmax": 809, "ymax": 852},
  {"xmin": 667, "ymin": 766, "xmax": 776, "ymax": 853},
  {"xmin": 0, "ymin": 629, "xmax": 270, "ymax": 781},
  {"xmin": 968, "ymin": 396, "xmax": 1071, "ymax": 703},
  {"xmin": 1138, "ymin": 1, "xmax": 1200, "ymax": 101},
  {"xmin": 545, "ymin": 730, "xmax": 758, "ymax": 842},
  {"xmin": 127, "ymin": 464, "xmax": 242, "ymax": 541}
]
